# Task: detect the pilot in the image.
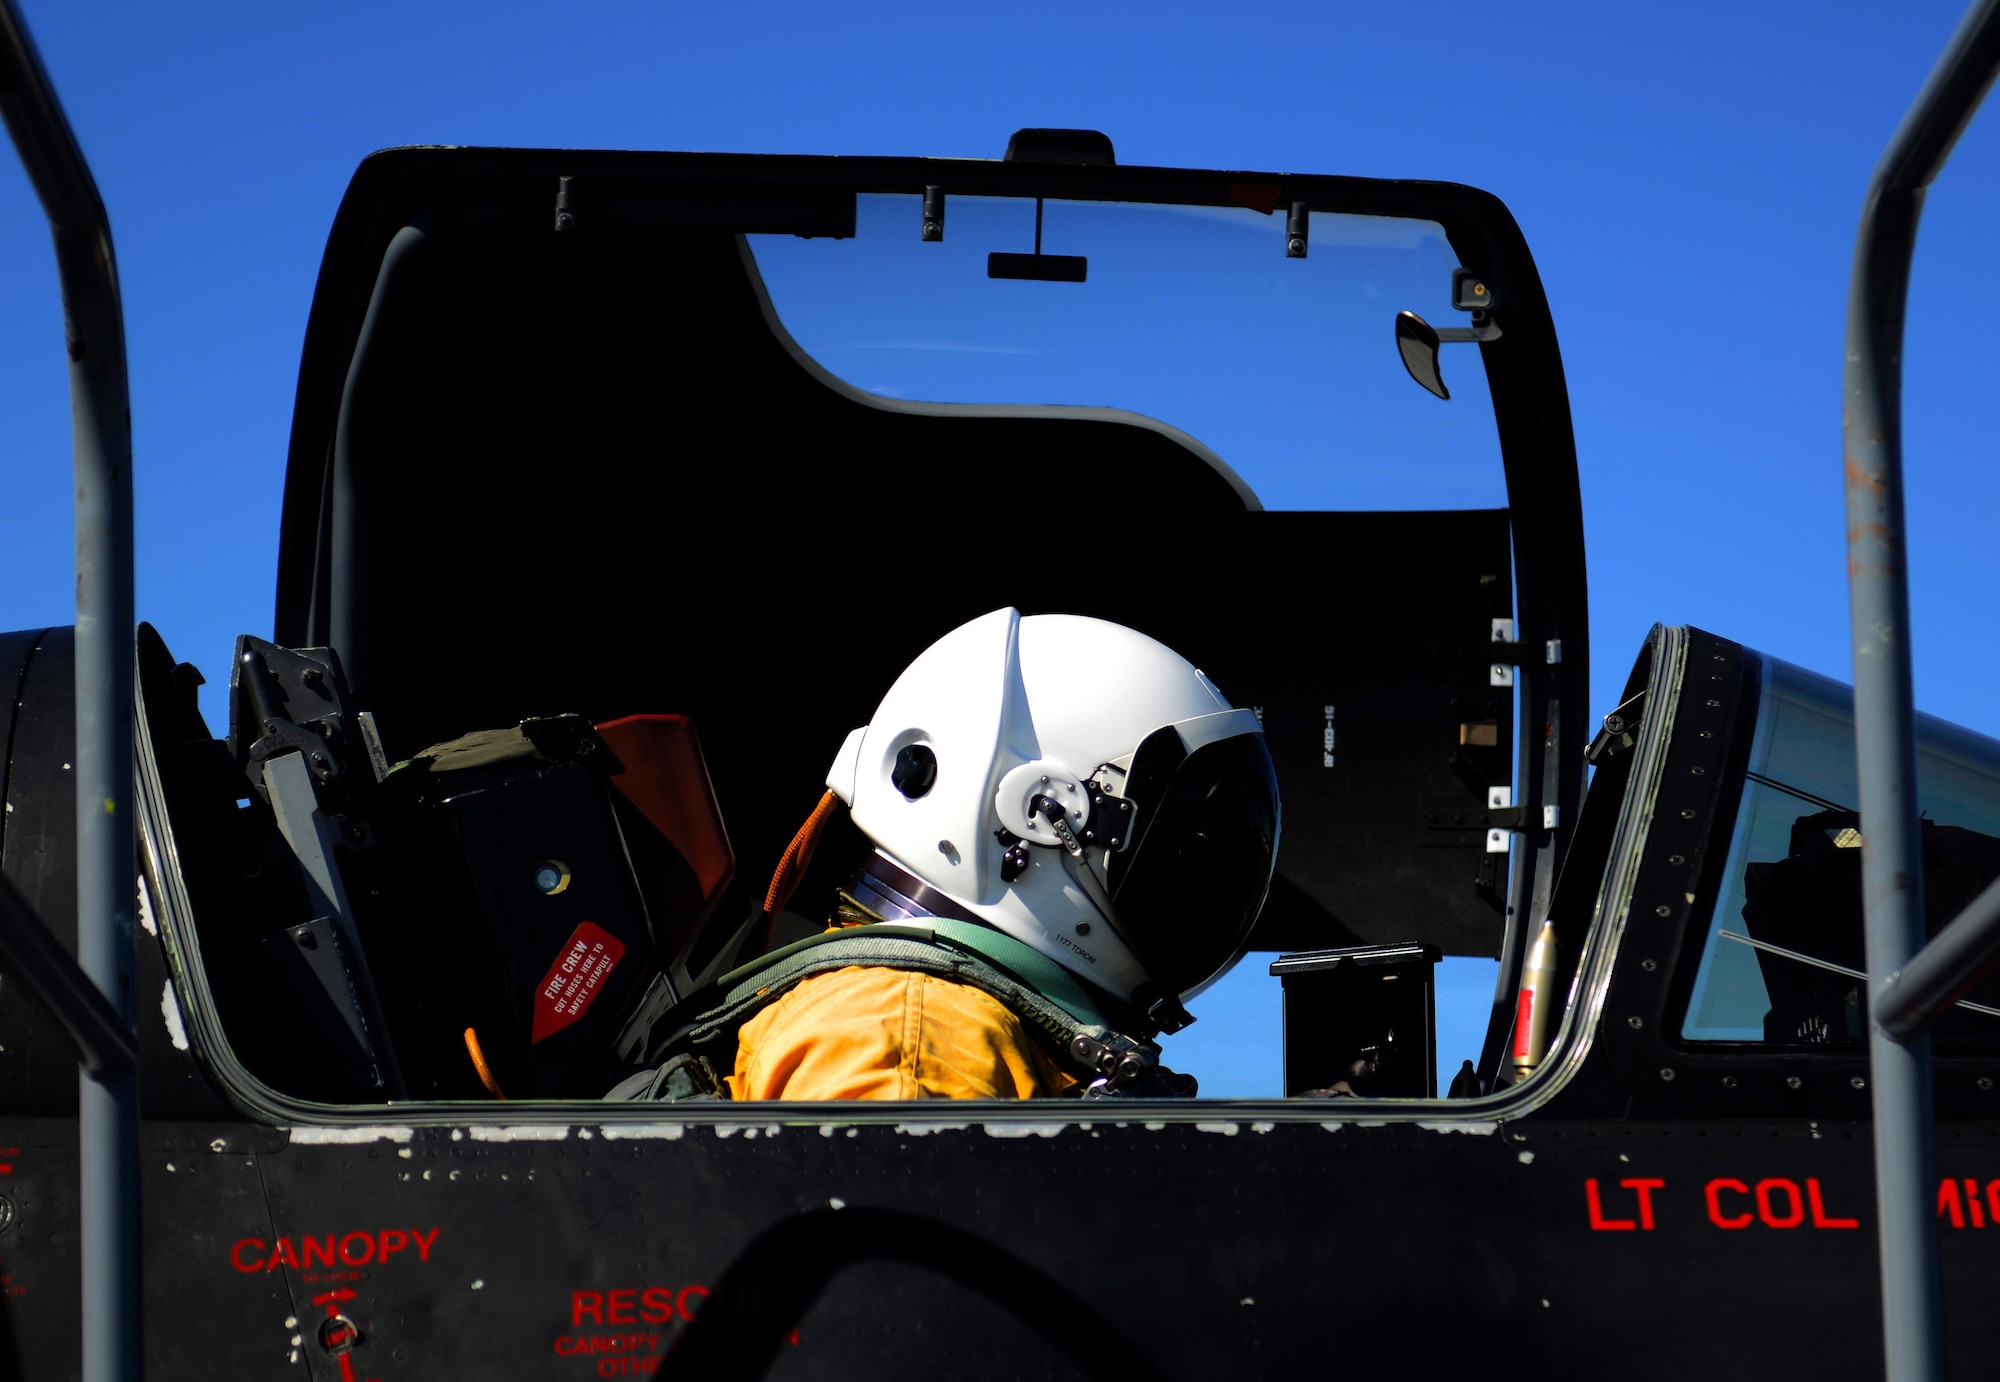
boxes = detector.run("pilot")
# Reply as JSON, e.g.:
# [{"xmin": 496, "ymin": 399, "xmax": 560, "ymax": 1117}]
[{"xmin": 627, "ymin": 607, "xmax": 1281, "ymax": 1102}]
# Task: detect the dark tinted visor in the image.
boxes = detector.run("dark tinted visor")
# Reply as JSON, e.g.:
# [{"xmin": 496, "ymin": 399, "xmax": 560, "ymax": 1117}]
[{"xmin": 1107, "ymin": 724, "xmax": 1281, "ymax": 997}]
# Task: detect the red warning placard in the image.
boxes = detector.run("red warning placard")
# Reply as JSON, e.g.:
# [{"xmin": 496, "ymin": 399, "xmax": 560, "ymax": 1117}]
[{"xmin": 533, "ymin": 922, "xmax": 626, "ymax": 1043}]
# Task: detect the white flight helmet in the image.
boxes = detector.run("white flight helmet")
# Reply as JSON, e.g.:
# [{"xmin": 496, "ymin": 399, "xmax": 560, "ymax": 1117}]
[{"xmin": 824, "ymin": 608, "xmax": 1280, "ymax": 1027}]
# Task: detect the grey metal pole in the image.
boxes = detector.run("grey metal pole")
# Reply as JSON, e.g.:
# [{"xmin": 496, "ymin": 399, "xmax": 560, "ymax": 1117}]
[
  {"xmin": 1877, "ymin": 872, "xmax": 2000, "ymax": 1041},
  {"xmin": 0, "ymin": 3, "xmax": 141, "ymax": 1380},
  {"xmin": 0, "ymin": 874, "xmax": 139, "ymax": 1081},
  {"xmin": 1843, "ymin": 3, "xmax": 2000, "ymax": 1378}
]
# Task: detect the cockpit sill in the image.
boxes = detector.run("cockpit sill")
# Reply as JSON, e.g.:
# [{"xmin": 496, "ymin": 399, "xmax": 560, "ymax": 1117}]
[{"xmin": 133, "ymin": 631, "xmax": 1682, "ymax": 1134}]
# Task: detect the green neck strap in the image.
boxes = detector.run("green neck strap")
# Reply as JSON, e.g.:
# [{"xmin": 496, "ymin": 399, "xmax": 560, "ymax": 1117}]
[
  {"xmin": 921, "ymin": 918, "xmax": 1111, "ymax": 1030},
  {"xmin": 719, "ymin": 917, "xmax": 1113, "ymax": 1031}
]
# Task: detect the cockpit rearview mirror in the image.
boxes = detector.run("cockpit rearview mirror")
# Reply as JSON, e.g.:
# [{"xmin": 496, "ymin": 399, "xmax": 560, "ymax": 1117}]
[
  {"xmin": 1396, "ymin": 311, "xmax": 1450, "ymax": 400},
  {"xmin": 988, "ymin": 195, "xmax": 1088, "ymax": 283}
]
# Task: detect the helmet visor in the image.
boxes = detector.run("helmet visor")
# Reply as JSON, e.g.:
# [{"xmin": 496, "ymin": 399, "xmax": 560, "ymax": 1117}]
[{"xmin": 1105, "ymin": 720, "xmax": 1281, "ymax": 998}]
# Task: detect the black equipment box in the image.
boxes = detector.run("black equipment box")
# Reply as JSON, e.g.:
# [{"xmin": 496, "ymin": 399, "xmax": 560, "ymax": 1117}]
[
  {"xmin": 1271, "ymin": 942, "xmax": 1442, "ymax": 1098},
  {"xmin": 217, "ymin": 627, "xmax": 737, "ymax": 1105},
  {"xmin": 379, "ymin": 714, "xmax": 733, "ymax": 1100}
]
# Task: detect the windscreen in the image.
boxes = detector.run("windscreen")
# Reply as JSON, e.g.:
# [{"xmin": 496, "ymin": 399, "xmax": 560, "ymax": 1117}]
[
  {"xmin": 749, "ymin": 195, "xmax": 1506, "ymax": 513},
  {"xmin": 1681, "ymin": 657, "xmax": 2000, "ymax": 1049}
]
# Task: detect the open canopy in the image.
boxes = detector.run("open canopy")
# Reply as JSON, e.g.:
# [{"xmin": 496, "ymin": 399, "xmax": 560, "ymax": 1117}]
[{"xmin": 270, "ymin": 143, "xmax": 1587, "ymax": 966}]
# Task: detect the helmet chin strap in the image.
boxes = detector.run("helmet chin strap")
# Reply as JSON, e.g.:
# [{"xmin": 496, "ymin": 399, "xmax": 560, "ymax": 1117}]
[
  {"xmin": 1057, "ymin": 834, "xmax": 1121, "ymax": 928},
  {"xmin": 1033, "ymin": 798, "xmax": 1195, "ymax": 1035},
  {"xmin": 1032, "ymin": 796, "xmax": 1124, "ymax": 934}
]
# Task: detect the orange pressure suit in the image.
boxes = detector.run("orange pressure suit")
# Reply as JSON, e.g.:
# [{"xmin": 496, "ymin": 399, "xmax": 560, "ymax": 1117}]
[{"xmin": 727, "ymin": 964, "xmax": 1080, "ymax": 1100}]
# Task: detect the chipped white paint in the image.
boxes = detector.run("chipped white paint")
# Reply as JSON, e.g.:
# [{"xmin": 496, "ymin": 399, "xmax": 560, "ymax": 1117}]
[
  {"xmin": 1240, "ymin": 1297, "xmax": 1254, "ymax": 1306},
  {"xmin": 449, "ymin": 1129, "xmax": 464, "ymax": 1142},
  {"xmin": 164, "ymin": 1162, "xmax": 175, "ymax": 1173},
  {"xmin": 1250, "ymin": 1123, "xmax": 1275, "ymax": 1135},
  {"xmin": 982, "ymin": 1123, "xmax": 1064, "ymax": 1139},
  {"xmin": 421, "ymin": 1170, "xmax": 432, "ymax": 1181},
  {"xmin": 714, "ymin": 1126, "xmax": 741, "ymax": 1139},
  {"xmin": 470, "ymin": 1279, "xmax": 485, "ymax": 1290},
  {"xmin": 576, "ymin": 1127, "xmax": 595, "ymax": 1139},
  {"xmin": 284, "ymin": 1316, "xmax": 298, "ymax": 1329},
  {"xmin": 137, "ymin": 876, "xmax": 157, "ymax": 937},
  {"xmin": 160, "ymin": 979, "xmax": 188, "ymax": 1051},
  {"xmin": 1319, "ymin": 1123, "xmax": 1346, "ymax": 1133},
  {"xmin": 1195, "ymin": 1123, "xmax": 1240, "ymax": 1137},
  {"xmin": 601, "ymin": 1124, "xmax": 686, "ymax": 1141},
  {"xmin": 209, "ymin": 1137, "xmax": 226, "ymax": 1153},
  {"xmin": 819, "ymin": 1125, "xmax": 838, "ymax": 1138},
  {"xmin": 828, "ymin": 1197, "xmax": 847, "ymax": 1211},
  {"xmin": 1518, "ymin": 1150, "xmax": 1536, "ymax": 1165},
  {"xmin": 1142, "ymin": 1122, "xmax": 1166, "ymax": 1132},
  {"xmin": 290, "ymin": 1126, "xmax": 415, "ymax": 1145},
  {"xmin": 1618, "ymin": 1152, "xmax": 1630, "ymax": 1163},
  {"xmin": 894, "ymin": 1124, "xmax": 970, "ymax": 1137},
  {"xmin": 289, "ymin": 1335, "xmax": 302, "ymax": 1347},
  {"xmin": 1415, "ymin": 1121, "xmax": 1498, "ymax": 1136},
  {"xmin": 467, "ymin": 1126, "xmax": 569, "ymax": 1143},
  {"xmin": 397, "ymin": 1147, "xmax": 412, "ymax": 1159}
]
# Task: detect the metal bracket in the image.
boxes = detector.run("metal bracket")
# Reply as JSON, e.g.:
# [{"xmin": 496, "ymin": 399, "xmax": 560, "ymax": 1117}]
[
  {"xmin": 1490, "ymin": 617, "xmax": 1517, "ymax": 686},
  {"xmin": 264, "ymin": 751, "xmax": 399, "ymax": 1093},
  {"xmin": 1423, "ymin": 803, "xmax": 1526, "ymax": 831}
]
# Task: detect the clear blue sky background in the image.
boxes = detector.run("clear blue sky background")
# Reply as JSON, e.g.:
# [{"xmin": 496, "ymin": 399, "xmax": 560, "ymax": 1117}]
[{"xmin": 3, "ymin": 1, "xmax": 1997, "ymax": 1095}]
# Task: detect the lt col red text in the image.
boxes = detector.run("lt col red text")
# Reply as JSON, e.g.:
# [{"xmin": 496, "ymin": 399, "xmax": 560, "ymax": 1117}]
[{"xmin": 1584, "ymin": 1176, "xmax": 2000, "ymax": 1231}]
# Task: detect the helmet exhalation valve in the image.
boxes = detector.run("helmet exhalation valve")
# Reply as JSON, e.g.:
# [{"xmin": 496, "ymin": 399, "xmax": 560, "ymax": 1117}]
[{"xmin": 996, "ymin": 830, "xmax": 1032, "ymax": 882}]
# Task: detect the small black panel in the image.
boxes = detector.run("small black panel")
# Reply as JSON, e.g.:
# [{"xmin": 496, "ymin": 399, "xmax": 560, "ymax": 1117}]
[{"xmin": 1273, "ymin": 941, "xmax": 1441, "ymax": 1097}]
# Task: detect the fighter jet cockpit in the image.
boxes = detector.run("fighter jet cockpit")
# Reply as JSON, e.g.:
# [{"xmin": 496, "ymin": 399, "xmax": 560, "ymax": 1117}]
[
  {"xmin": 104, "ymin": 132, "xmax": 1598, "ymax": 1112},
  {"xmin": 9, "ymin": 123, "xmax": 2000, "ymax": 1230},
  {"xmin": 15, "ymin": 9, "xmax": 2000, "ymax": 1354}
]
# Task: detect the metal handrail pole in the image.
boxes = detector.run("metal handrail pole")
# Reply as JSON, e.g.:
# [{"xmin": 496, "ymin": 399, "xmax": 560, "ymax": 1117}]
[
  {"xmin": 1877, "ymin": 873, "xmax": 2000, "ymax": 1040},
  {"xmin": 0, "ymin": 3, "xmax": 141, "ymax": 1380},
  {"xmin": 0, "ymin": 874, "xmax": 138, "ymax": 1081},
  {"xmin": 1844, "ymin": 2, "xmax": 2000, "ymax": 1377}
]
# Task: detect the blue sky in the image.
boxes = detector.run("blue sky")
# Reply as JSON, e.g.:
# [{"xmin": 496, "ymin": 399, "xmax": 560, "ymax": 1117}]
[
  {"xmin": 5, "ymin": 0, "xmax": 2000, "ymax": 732},
  {"xmin": 3, "ymin": 1, "xmax": 1997, "ymax": 1095}
]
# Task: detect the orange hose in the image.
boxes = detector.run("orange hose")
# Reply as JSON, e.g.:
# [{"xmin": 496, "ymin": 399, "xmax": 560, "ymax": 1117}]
[
  {"xmin": 463, "ymin": 1027, "xmax": 507, "ymax": 1100},
  {"xmin": 762, "ymin": 789, "xmax": 841, "ymax": 922}
]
